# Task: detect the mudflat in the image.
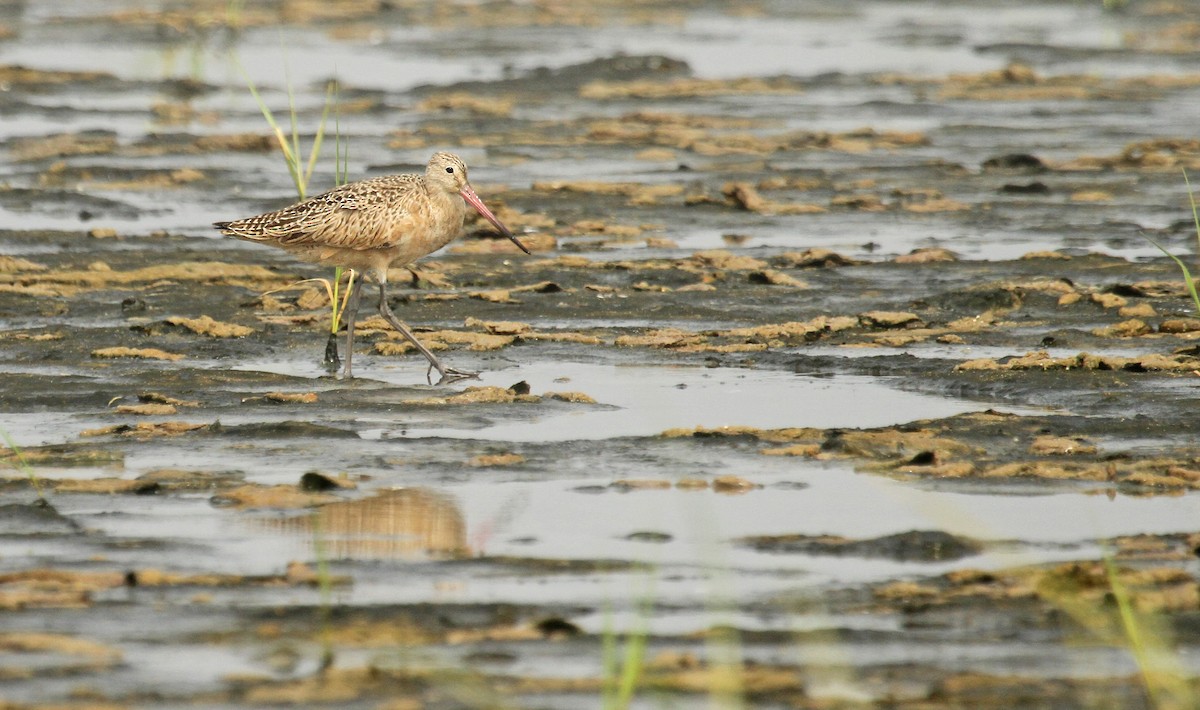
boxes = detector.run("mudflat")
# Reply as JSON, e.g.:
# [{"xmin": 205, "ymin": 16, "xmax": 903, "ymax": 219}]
[{"xmin": 2, "ymin": 2, "xmax": 1200, "ymax": 708}]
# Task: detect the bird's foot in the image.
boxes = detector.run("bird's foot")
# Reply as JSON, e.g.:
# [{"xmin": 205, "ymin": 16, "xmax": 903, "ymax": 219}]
[
  {"xmin": 322, "ymin": 333, "xmax": 341, "ymax": 373},
  {"xmin": 338, "ymin": 354, "xmax": 355, "ymax": 380},
  {"xmin": 427, "ymin": 363, "xmax": 480, "ymax": 385}
]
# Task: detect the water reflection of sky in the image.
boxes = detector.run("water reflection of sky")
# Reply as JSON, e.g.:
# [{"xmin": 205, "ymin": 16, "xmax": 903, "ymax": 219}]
[{"xmin": 0, "ymin": 1, "xmax": 1183, "ymax": 91}]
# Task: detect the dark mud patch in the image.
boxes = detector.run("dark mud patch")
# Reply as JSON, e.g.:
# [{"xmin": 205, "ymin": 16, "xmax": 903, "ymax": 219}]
[
  {"xmin": 0, "ymin": 501, "xmax": 82, "ymax": 536},
  {"xmin": 739, "ymin": 530, "xmax": 983, "ymax": 563}
]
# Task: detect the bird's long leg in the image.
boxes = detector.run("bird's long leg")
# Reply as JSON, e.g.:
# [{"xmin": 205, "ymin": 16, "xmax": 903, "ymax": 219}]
[
  {"xmin": 375, "ymin": 279, "xmax": 478, "ymax": 385},
  {"xmin": 340, "ymin": 275, "xmax": 364, "ymax": 379}
]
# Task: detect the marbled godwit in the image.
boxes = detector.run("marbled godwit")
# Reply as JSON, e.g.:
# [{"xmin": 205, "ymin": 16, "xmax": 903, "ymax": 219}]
[{"xmin": 214, "ymin": 152, "xmax": 529, "ymax": 384}]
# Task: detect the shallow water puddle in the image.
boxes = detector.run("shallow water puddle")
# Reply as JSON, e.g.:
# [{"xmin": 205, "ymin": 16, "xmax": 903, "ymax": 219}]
[
  {"xmin": 375, "ymin": 360, "xmax": 993, "ymax": 441},
  {"xmin": 232, "ymin": 354, "xmax": 1004, "ymax": 439},
  {"xmin": 236, "ymin": 455, "xmax": 1200, "ymax": 628}
]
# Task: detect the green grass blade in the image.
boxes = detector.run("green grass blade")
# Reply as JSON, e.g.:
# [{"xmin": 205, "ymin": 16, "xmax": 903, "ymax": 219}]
[
  {"xmin": 233, "ymin": 57, "xmax": 303, "ymax": 197},
  {"xmin": 1178, "ymin": 168, "xmax": 1200, "ymax": 314},
  {"xmin": 1104, "ymin": 556, "xmax": 1153, "ymax": 697},
  {"xmin": 1138, "ymin": 169, "xmax": 1200, "ymax": 316},
  {"xmin": 323, "ymin": 79, "xmax": 345, "ymax": 336},
  {"xmin": 304, "ymin": 82, "xmax": 335, "ymax": 190},
  {"xmin": 329, "ymin": 266, "xmax": 343, "ymax": 335},
  {"xmin": 237, "ymin": 62, "xmax": 277, "ymax": 132},
  {"xmin": 1101, "ymin": 554, "xmax": 1195, "ymax": 709},
  {"xmin": 599, "ymin": 576, "xmax": 654, "ymax": 710},
  {"xmin": 1184, "ymin": 168, "xmax": 1200, "ymax": 256},
  {"xmin": 282, "ymin": 58, "xmax": 303, "ymax": 197},
  {"xmin": 334, "ymin": 79, "xmax": 348, "ymax": 187},
  {"xmin": 311, "ymin": 512, "xmax": 335, "ymax": 672},
  {"xmin": 600, "ymin": 606, "xmax": 618, "ymax": 708},
  {"xmin": 1, "ymin": 429, "xmax": 44, "ymax": 501},
  {"xmin": 1142, "ymin": 233, "xmax": 1200, "ymax": 315},
  {"xmin": 615, "ymin": 606, "xmax": 649, "ymax": 706},
  {"xmin": 225, "ymin": 0, "xmax": 244, "ymax": 28}
]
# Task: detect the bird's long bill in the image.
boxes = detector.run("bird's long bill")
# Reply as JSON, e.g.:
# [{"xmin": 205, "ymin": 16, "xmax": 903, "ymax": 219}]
[{"xmin": 460, "ymin": 184, "xmax": 531, "ymax": 255}]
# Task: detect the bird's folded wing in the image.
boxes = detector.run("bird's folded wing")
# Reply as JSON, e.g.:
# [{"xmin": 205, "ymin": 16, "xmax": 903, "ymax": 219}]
[{"xmin": 226, "ymin": 180, "xmax": 424, "ymax": 252}]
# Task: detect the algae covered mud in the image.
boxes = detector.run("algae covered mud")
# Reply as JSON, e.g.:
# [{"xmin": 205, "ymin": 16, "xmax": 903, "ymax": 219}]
[{"xmin": 4, "ymin": 1, "xmax": 1200, "ymax": 707}]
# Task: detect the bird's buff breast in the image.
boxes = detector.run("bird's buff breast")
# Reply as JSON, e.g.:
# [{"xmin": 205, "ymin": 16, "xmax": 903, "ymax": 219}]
[{"xmin": 383, "ymin": 196, "xmax": 467, "ymax": 265}]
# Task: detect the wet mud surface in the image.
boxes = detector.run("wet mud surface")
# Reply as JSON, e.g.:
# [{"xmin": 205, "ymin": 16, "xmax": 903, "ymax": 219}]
[{"xmin": 4, "ymin": 1, "xmax": 1200, "ymax": 708}]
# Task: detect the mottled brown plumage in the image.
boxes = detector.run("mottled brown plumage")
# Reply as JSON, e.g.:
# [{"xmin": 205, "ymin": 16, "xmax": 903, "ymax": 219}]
[{"xmin": 215, "ymin": 152, "xmax": 529, "ymax": 384}]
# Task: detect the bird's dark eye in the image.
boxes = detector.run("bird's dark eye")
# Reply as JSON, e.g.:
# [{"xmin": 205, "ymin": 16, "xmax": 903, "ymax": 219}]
[{"xmin": 445, "ymin": 166, "xmax": 454, "ymax": 174}]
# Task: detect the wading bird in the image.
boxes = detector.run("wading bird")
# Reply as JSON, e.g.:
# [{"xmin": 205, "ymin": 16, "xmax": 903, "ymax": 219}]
[{"xmin": 215, "ymin": 152, "xmax": 529, "ymax": 384}]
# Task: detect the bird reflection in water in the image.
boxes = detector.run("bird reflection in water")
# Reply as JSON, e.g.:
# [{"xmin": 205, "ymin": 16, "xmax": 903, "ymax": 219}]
[{"xmin": 260, "ymin": 488, "xmax": 468, "ymax": 560}]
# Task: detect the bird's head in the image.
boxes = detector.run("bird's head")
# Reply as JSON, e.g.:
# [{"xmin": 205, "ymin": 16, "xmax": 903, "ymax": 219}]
[
  {"xmin": 427, "ymin": 151, "xmax": 470, "ymax": 193},
  {"xmin": 427, "ymin": 152, "xmax": 530, "ymax": 255}
]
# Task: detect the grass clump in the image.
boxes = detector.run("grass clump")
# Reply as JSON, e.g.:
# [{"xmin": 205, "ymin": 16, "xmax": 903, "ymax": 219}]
[{"xmin": 233, "ymin": 56, "xmax": 355, "ymax": 369}]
